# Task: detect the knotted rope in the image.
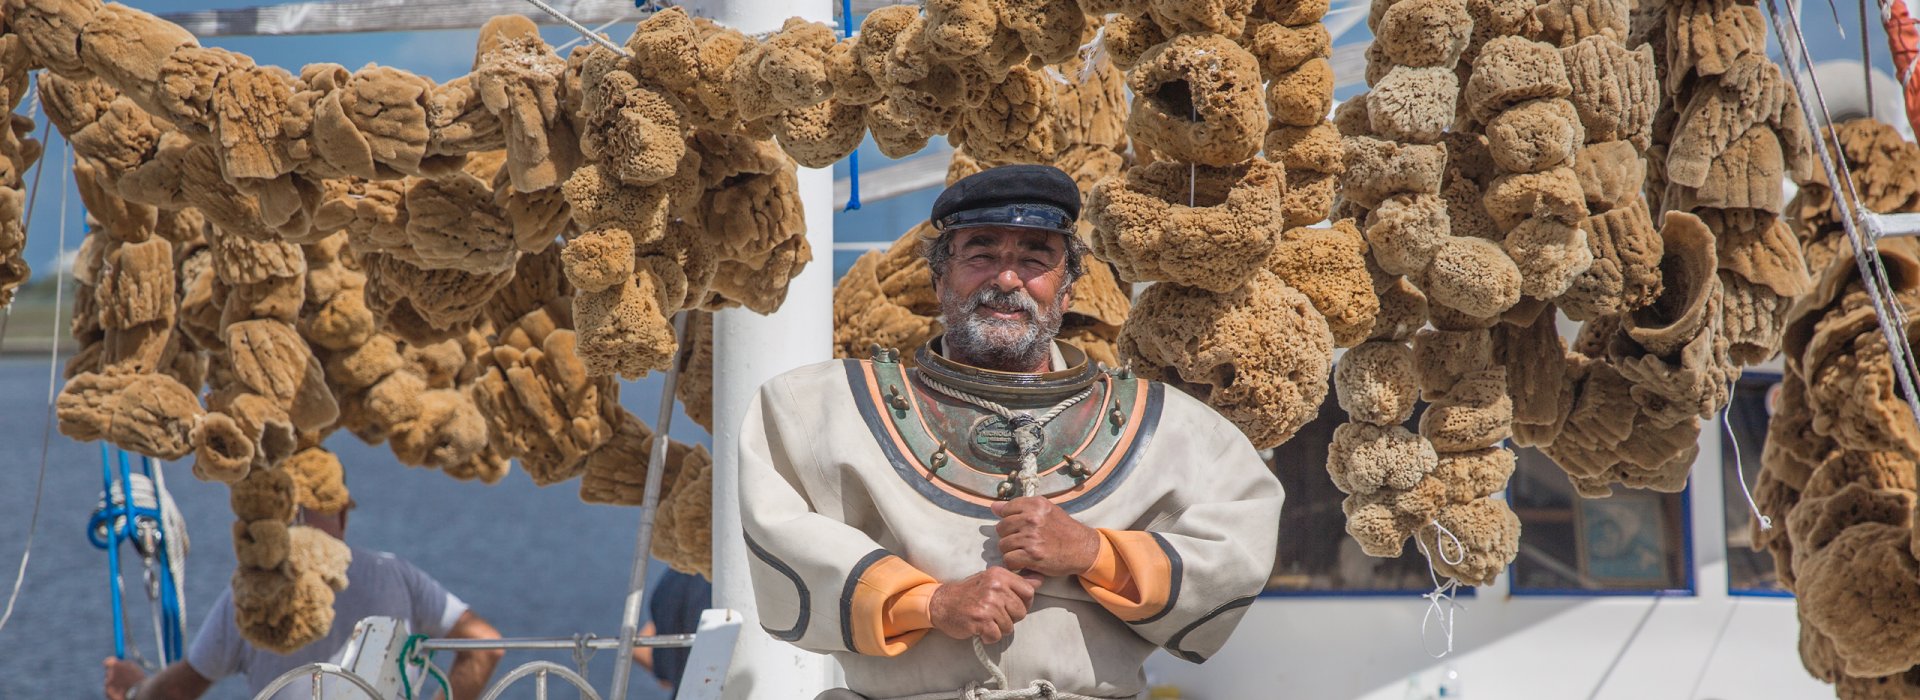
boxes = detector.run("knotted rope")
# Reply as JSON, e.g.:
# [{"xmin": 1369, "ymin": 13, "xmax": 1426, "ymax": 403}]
[
  {"xmin": 1413, "ymin": 520, "xmax": 1467, "ymax": 659},
  {"xmin": 908, "ymin": 374, "xmax": 1107, "ymax": 700}
]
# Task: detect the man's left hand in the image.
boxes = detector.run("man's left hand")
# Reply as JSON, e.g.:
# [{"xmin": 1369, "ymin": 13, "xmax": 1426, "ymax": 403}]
[{"xmin": 991, "ymin": 496, "xmax": 1101, "ymax": 577}]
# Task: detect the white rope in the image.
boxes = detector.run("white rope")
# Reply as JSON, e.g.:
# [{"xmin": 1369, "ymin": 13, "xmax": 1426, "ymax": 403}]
[
  {"xmin": 1413, "ymin": 520, "xmax": 1467, "ymax": 659},
  {"xmin": 1075, "ymin": 21, "xmax": 1109, "ymax": 84},
  {"xmin": 554, "ymin": 13, "xmax": 634, "ymax": 53},
  {"xmin": 95, "ymin": 471, "xmax": 191, "ymax": 605},
  {"xmin": 0, "ymin": 135, "xmax": 69, "ymax": 637},
  {"xmin": 518, "ymin": 0, "xmax": 632, "ymax": 57},
  {"xmin": 912, "ymin": 374, "xmax": 1099, "ymax": 700},
  {"xmin": 1722, "ymin": 384, "xmax": 1772, "ymax": 531}
]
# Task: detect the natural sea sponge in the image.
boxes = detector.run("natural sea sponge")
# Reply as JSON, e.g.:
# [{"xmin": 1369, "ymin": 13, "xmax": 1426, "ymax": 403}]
[
  {"xmin": 361, "ymin": 252, "xmax": 516, "ymax": 345},
  {"xmin": 56, "ymin": 370, "xmax": 205, "ymax": 460},
  {"xmin": 1333, "ymin": 92, "xmax": 1372, "ymax": 137},
  {"xmin": 1336, "ymin": 340, "xmax": 1421, "ymax": 424},
  {"xmin": 1126, "ymin": 33, "xmax": 1267, "ymax": 166},
  {"xmin": 1282, "ymin": 170, "xmax": 1340, "ymax": 227},
  {"xmin": 831, "ymin": 249, "xmax": 943, "ymax": 363},
  {"xmin": 234, "ymin": 519, "xmax": 291, "ymax": 571},
  {"xmin": 1530, "ymin": 0, "xmax": 1628, "ymax": 46},
  {"xmin": 1432, "ymin": 447, "xmax": 1517, "ymax": 503},
  {"xmin": 1422, "ymin": 237, "xmax": 1523, "ymax": 319},
  {"xmin": 656, "ymin": 445, "xmax": 715, "ymax": 576},
  {"xmin": 1119, "ymin": 271, "xmax": 1335, "ymax": 449},
  {"xmin": 230, "ymin": 467, "xmax": 298, "ymax": 523},
  {"xmin": 730, "ymin": 18, "xmax": 836, "ymax": 121},
  {"xmin": 1264, "ymin": 123, "xmax": 1344, "ymax": 176},
  {"xmin": 1368, "ymin": 261, "xmax": 1430, "ymax": 341},
  {"xmin": 1375, "ymin": 0, "xmax": 1471, "ymax": 67},
  {"xmin": 1482, "ymin": 166, "xmax": 1588, "ymax": 230},
  {"xmin": 1463, "ymin": 37, "xmax": 1571, "ymax": 125},
  {"xmin": 1664, "ymin": 0, "xmax": 1767, "ymax": 88},
  {"xmin": 1495, "ymin": 308, "xmax": 1575, "ymax": 441},
  {"xmin": 1561, "ymin": 197, "xmax": 1663, "ymax": 319},
  {"xmin": 233, "ymin": 569, "xmax": 333, "ymax": 654},
  {"xmin": 580, "ymin": 410, "xmax": 687, "ymax": 507},
  {"xmin": 1415, "ymin": 497, "xmax": 1521, "ymax": 585},
  {"xmin": 1087, "ymin": 158, "xmax": 1286, "ymax": 293},
  {"xmin": 1624, "ymin": 212, "xmax": 1717, "ymax": 357},
  {"xmin": 1367, "ymin": 66, "xmax": 1458, "ymax": 144},
  {"xmin": 1342, "ymin": 476, "xmax": 1448, "ymax": 556},
  {"xmin": 925, "ymin": 0, "xmax": 1000, "ymax": 57},
  {"xmin": 772, "ymin": 99, "xmax": 866, "ymax": 168},
  {"xmin": 223, "ymin": 320, "xmax": 338, "ymax": 432},
  {"xmin": 1341, "ymin": 136, "xmax": 1447, "ymax": 207},
  {"xmin": 472, "ymin": 322, "xmax": 618, "ymax": 485},
  {"xmin": 1563, "ymin": 37, "xmax": 1657, "ymax": 148},
  {"xmin": 1244, "ymin": 20, "xmax": 1332, "ymax": 79},
  {"xmin": 1797, "ymin": 522, "xmax": 1920, "ymax": 678},
  {"xmin": 1419, "ymin": 369, "xmax": 1514, "ymax": 451},
  {"xmin": 1677, "ymin": 125, "xmax": 1785, "ymax": 213},
  {"xmin": 77, "ymin": 3, "xmax": 198, "ymax": 110},
  {"xmin": 956, "ymin": 65, "xmax": 1057, "ymax": 165},
  {"xmin": 1504, "ymin": 216, "xmax": 1594, "ymax": 299},
  {"xmin": 1259, "ymin": 0, "xmax": 1334, "ymax": 25},
  {"xmin": 574, "ymin": 279, "xmax": 677, "ymax": 379},
  {"xmin": 1270, "ymin": 221, "xmax": 1378, "ymax": 347},
  {"xmin": 286, "ymin": 526, "xmax": 352, "ymax": 591},
  {"xmin": 1101, "ymin": 13, "xmax": 1168, "ymax": 72},
  {"xmin": 1413, "ymin": 326, "xmax": 1495, "ymax": 399},
  {"xmin": 1711, "ymin": 209, "xmax": 1812, "ymax": 298},
  {"xmin": 561, "ymin": 228, "xmax": 635, "ymax": 294},
  {"xmin": 1328, "ymin": 422, "xmax": 1440, "ymax": 494},
  {"xmin": 190, "ymin": 412, "xmax": 254, "ymax": 483},
  {"xmin": 1267, "ymin": 58, "xmax": 1336, "ymax": 129},
  {"xmin": 1571, "ymin": 139, "xmax": 1646, "ymax": 212},
  {"xmin": 282, "ymin": 448, "xmax": 349, "ymax": 514},
  {"xmin": 1484, "ymin": 98, "xmax": 1584, "ymax": 173},
  {"xmin": 1365, "ymin": 193, "xmax": 1450, "ymax": 277},
  {"xmin": 1665, "ymin": 56, "xmax": 1811, "ymax": 189}
]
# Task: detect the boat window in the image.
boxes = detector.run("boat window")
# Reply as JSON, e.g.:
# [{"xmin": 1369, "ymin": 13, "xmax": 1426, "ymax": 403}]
[
  {"xmin": 1264, "ymin": 388, "xmax": 1443, "ymax": 595},
  {"xmin": 1724, "ymin": 373, "xmax": 1791, "ymax": 596},
  {"xmin": 1508, "ymin": 447, "xmax": 1694, "ymax": 595}
]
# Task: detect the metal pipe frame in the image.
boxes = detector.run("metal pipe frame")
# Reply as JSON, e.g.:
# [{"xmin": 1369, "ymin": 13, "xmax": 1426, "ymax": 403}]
[{"xmin": 417, "ymin": 634, "xmax": 696, "ymax": 652}]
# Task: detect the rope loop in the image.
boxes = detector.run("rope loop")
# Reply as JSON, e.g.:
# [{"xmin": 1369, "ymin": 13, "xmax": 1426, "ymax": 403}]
[{"xmin": 1414, "ymin": 520, "xmax": 1467, "ymax": 659}]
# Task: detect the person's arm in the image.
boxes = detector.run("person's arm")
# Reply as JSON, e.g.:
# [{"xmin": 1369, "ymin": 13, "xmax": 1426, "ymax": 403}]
[
  {"xmin": 441, "ymin": 610, "xmax": 503, "ymax": 700},
  {"xmin": 995, "ymin": 415, "xmax": 1284, "ymax": 663},
  {"xmin": 103, "ymin": 659, "xmax": 213, "ymax": 700},
  {"xmin": 739, "ymin": 374, "xmax": 999, "ymax": 657}
]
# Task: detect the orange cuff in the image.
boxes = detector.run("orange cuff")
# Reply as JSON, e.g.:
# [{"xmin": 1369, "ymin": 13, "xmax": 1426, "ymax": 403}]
[
  {"xmin": 1077, "ymin": 529, "xmax": 1174, "ymax": 623},
  {"xmin": 848, "ymin": 556, "xmax": 939, "ymax": 657}
]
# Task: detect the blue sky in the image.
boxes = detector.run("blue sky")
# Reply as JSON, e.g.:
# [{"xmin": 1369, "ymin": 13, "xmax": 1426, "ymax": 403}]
[{"xmin": 9, "ymin": 1, "xmax": 1894, "ymax": 285}]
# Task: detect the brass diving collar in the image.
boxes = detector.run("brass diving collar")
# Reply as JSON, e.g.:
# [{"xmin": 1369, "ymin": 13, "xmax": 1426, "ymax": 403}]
[{"xmin": 913, "ymin": 338, "xmax": 1101, "ymax": 403}]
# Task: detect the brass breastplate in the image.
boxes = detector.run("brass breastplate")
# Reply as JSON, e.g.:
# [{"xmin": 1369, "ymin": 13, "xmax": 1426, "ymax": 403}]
[{"xmin": 846, "ymin": 342, "xmax": 1164, "ymax": 518}]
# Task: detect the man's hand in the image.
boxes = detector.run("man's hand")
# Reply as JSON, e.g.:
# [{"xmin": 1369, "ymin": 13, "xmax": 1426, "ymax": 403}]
[
  {"xmin": 928, "ymin": 567, "xmax": 1040, "ymax": 644},
  {"xmin": 103, "ymin": 658, "xmax": 145, "ymax": 700},
  {"xmin": 992, "ymin": 496, "xmax": 1101, "ymax": 577}
]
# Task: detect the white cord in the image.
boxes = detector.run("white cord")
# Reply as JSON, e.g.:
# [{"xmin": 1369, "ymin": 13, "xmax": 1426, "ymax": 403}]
[
  {"xmin": 0, "ymin": 137, "xmax": 70, "ymax": 637},
  {"xmin": 1722, "ymin": 385, "xmax": 1772, "ymax": 530},
  {"xmin": 1413, "ymin": 520, "xmax": 1467, "ymax": 659}
]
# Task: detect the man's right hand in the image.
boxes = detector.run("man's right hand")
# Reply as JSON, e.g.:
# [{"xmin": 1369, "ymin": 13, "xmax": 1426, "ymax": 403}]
[
  {"xmin": 103, "ymin": 657, "xmax": 145, "ymax": 700},
  {"xmin": 927, "ymin": 567, "xmax": 1041, "ymax": 644}
]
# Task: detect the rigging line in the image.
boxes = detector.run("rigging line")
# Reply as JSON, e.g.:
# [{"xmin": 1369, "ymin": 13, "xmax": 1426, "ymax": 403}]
[
  {"xmin": 1865, "ymin": 0, "xmax": 1878, "ymax": 119},
  {"xmin": 1584, "ymin": 593, "xmax": 1663, "ymax": 700},
  {"xmin": 0, "ymin": 135, "xmax": 71, "ymax": 637},
  {"xmin": 519, "ymin": 0, "xmax": 632, "ymax": 57},
  {"xmin": 1684, "ymin": 597, "xmax": 1742, "ymax": 700},
  {"xmin": 554, "ymin": 12, "xmax": 635, "ymax": 53}
]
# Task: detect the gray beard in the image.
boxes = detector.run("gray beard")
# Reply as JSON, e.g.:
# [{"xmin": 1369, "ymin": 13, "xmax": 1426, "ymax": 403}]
[{"xmin": 941, "ymin": 285, "xmax": 1065, "ymax": 371}]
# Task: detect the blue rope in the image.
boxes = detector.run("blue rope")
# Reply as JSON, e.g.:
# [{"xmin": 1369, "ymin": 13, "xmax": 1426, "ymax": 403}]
[
  {"xmin": 841, "ymin": 0, "xmax": 862, "ymax": 211},
  {"xmin": 89, "ymin": 447, "xmax": 186, "ymax": 664}
]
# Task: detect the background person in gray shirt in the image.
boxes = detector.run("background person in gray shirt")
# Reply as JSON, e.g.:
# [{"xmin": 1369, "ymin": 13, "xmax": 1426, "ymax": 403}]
[{"xmin": 102, "ymin": 502, "xmax": 505, "ymax": 700}]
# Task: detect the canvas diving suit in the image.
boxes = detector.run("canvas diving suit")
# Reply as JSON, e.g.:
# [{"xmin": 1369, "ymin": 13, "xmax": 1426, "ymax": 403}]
[{"xmin": 739, "ymin": 340, "xmax": 1284, "ymax": 699}]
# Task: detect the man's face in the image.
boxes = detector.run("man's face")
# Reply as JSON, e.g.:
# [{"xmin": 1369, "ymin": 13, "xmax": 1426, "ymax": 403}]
[{"xmin": 936, "ymin": 226, "xmax": 1074, "ymax": 370}]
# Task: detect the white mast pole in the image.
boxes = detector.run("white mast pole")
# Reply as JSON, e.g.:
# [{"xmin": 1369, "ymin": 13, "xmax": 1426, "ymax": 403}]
[{"xmin": 692, "ymin": 0, "xmax": 839, "ymax": 696}]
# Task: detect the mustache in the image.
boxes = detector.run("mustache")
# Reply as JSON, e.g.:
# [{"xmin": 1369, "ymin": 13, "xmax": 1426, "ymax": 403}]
[{"xmin": 961, "ymin": 287, "xmax": 1041, "ymax": 318}]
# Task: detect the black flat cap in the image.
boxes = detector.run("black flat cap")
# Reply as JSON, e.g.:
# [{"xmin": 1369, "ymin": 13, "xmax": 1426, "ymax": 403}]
[{"xmin": 930, "ymin": 164, "xmax": 1080, "ymax": 235}]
